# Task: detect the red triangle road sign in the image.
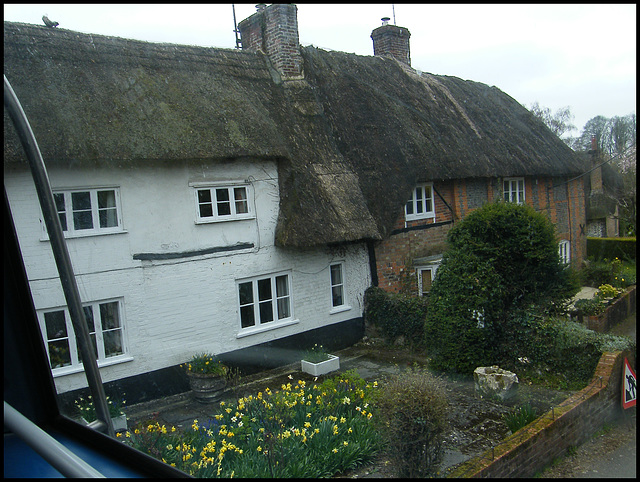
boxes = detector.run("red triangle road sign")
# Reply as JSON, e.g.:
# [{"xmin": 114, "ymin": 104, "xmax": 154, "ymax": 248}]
[{"xmin": 622, "ymin": 357, "xmax": 636, "ymax": 409}]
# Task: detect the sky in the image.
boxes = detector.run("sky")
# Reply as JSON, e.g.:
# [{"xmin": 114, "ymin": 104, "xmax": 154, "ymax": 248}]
[{"xmin": 4, "ymin": 3, "xmax": 636, "ymax": 137}]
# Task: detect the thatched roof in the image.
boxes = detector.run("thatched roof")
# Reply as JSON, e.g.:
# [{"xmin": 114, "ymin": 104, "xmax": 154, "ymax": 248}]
[{"xmin": 4, "ymin": 21, "xmax": 584, "ymax": 247}]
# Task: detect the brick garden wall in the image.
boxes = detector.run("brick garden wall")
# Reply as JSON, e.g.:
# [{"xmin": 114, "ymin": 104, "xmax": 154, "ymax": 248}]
[
  {"xmin": 584, "ymin": 286, "xmax": 637, "ymax": 332},
  {"xmin": 449, "ymin": 348, "xmax": 636, "ymax": 478}
]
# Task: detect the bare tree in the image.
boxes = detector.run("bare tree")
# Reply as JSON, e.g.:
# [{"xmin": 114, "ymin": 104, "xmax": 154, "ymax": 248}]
[{"xmin": 529, "ymin": 102, "xmax": 576, "ymax": 139}]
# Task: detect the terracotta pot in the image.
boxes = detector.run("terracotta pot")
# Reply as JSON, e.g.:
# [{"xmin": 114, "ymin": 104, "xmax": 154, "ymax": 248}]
[{"xmin": 186, "ymin": 372, "xmax": 226, "ymax": 404}]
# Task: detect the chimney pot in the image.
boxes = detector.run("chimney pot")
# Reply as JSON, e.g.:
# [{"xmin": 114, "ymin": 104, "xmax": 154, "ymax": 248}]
[{"xmin": 381, "ymin": 17, "xmax": 390, "ymax": 26}]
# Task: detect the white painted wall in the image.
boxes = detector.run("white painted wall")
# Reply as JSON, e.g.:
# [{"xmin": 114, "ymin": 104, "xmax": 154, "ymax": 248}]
[{"xmin": 4, "ymin": 161, "xmax": 371, "ymax": 394}]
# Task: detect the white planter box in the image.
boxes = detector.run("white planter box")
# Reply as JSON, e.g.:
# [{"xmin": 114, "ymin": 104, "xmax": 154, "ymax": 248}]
[{"xmin": 301, "ymin": 355, "xmax": 340, "ymax": 376}]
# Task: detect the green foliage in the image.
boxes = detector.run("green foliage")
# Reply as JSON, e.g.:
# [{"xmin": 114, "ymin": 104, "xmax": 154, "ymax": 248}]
[
  {"xmin": 373, "ymin": 368, "xmax": 448, "ymax": 478},
  {"xmin": 587, "ymin": 237, "xmax": 636, "ymax": 261},
  {"xmin": 580, "ymin": 257, "xmax": 634, "ymax": 288},
  {"xmin": 121, "ymin": 371, "xmax": 380, "ymax": 477},
  {"xmin": 574, "ymin": 298, "xmax": 606, "ymax": 316},
  {"xmin": 424, "ymin": 201, "xmax": 580, "ymax": 374},
  {"xmin": 364, "ymin": 286, "xmax": 429, "ymax": 346},
  {"xmin": 181, "ymin": 353, "xmax": 228, "ymax": 376},
  {"xmin": 74, "ymin": 395, "xmax": 125, "ymax": 422},
  {"xmin": 502, "ymin": 403, "xmax": 538, "ymax": 433},
  {"xmin": 302, "ymin": 344, "xmax": 331, "ymax": 363}
]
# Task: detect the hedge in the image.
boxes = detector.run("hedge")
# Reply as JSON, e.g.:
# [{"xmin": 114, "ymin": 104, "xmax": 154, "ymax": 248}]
[{"xmin": 587, "ymin": 237, "xmax": 636, "ymax": 261}]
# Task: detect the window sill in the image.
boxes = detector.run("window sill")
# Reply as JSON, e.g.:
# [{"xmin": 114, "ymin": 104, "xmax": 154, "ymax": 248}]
[
  {"xmin": 51, "ymin": 355, "xmax": 134, "ymax": 378},
  {"xmin": 405, "ymin": 213, "xmax": 436, "ymax": 222},
  {"xmin": 236, "ymin": 319, "xmax": 299, "ymax": 339},
  {"xmin": 195, "ymin": 216, "xmax": 256, "ymax": 225},
  {"xmin": 329, "ymin": 305, "xmax": 351, "ymax": 315},
  {"xmin": 40, "ymin": 229, "xmax": 128, "ymax": 242}
]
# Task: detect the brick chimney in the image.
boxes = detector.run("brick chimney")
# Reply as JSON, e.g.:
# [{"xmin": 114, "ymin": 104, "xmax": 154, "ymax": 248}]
[
  {"xmin": 371, "ymin": 18, "xmax": 411, "ymax": 66},
  {"xmin": 238, "ymin": 3, "xmax": 303, "ymax": 80}
]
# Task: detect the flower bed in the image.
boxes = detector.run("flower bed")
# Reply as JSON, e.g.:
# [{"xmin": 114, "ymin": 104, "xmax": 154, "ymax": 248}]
[
  {"xmin": 118, "ymin": 370, "xmax": 379, "ymax": 477},
  {"xmin": 582, "ymin": 285, "xmax": 636, "ymax": 332}
]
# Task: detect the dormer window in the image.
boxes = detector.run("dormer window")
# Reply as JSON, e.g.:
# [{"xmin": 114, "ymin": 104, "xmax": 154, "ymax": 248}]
[{"xmin": 405, "ymin": 183, "xmax": 435, "ymax": 221}]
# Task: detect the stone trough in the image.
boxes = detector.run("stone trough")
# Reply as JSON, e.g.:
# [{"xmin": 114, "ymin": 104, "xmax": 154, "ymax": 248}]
[{"xmin": 473, "ymin": 366, "xmax": 519, "ymax": 401}]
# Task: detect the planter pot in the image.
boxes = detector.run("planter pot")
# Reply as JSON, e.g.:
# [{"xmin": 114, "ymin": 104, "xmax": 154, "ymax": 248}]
[
  {"xmin": 186, "ymin": 372, "xmax": 227, "ymax": 404},
  {"xmin": 301, "ymin": 355, "xmax": 340, "ymax": 376}
]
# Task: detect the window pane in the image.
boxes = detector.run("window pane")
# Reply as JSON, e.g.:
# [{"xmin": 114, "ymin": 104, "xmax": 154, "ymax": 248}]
[
  {"xmin": 72, "ymin": 192, "xmax": 93, "ymax": 230},
  {"xmin": 275, "ymin": 275, "xmax": 289, "ymax": 297},
  {"xmin": 421, "ymin": 269, "xmax": 432, "ymax": 294},
  {"xmin": 330, "ymin": 264, "xmax": 342, "ymax": 285},
  {"xmin": 44, "ymin": 310, "xmax": 67, "ymax": 340},
  {"xmin": 98, "ymin": 191, "xmax": 118, "ymax": 228},
  {"xmin": 240, "ymin": 306, "xmax": 255, "ymax": 328},
  {"xmin": 258, "ymin": 279, "xmax": 272, "ymax": 301},
  {"xmin": 234, "ymin": 187, "xmax": 248, "ymax": 214},
  {"xmin": 103, "ymin": 330, "xmax": 123, "ymax": 357},
  {"xmin": 416, "ymin": 187, "xmax": 424, "ymax": 213},
  {"xmin": 48, "ymin": 339, "xmax": 71, "ymax": 368},
  {"xmin": 239, "ymin": 282, "xmax": 253, "ymax": 305},
  {"xmin": 405, "ymin": 200, "xmax": 413, "ymax": 215},
  {"xmin": 276, "ymin": 275, "xmax": 291, "ymax": 319},
  {"xmin": 216, "ymin": 188, "xmax": 231, "ymax": 216},
  {"xmin": 425, "ymin": 186, "xmax": 433, "ymax": 212},
  {"xmin": 54, "ymin": 193, "xmax": 67, "ymax": 231},
  {"xmin": 78, "ymin": 334, "xmax": 98, "ymax": 363},
  {"xmin": 100, "ymin": 302, "xmax": 120, "ymax": 330},
  {"xmin": 198, "ymin": 190, "xmax": 212, "ymax": 203},
  {"xmin": 259, "ymin": 300, "xmax": 274, "ymax": 323},
  {"xmin": 83, "ymin": 306, "xmax": 95, "ymax": 334},
  {"xmin": 332, "ymin": 286, "xmax": 344, "ymax": 307},
  {"xmin": 199, "ymin": 204, "xmax": 213, "ymax": 218}
]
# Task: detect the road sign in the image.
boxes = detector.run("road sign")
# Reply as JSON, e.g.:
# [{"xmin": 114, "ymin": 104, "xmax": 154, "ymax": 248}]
[{"xmin": 622, "ymin": 357, "xmax": 636, "ymax": 409}]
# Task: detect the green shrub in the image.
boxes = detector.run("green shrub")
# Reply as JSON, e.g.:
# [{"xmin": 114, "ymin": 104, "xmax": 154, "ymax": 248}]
[
  {"xmin": 373, "ymin": 368, "xmax": 448, "ymax": 478},
  {"xmin": 587, "ymin": 237, "xmax": 636, "ymax": 261},
  {"xmin": 424, "ymin": 201, "xmax": 579, "ymax": 374},
  {"xmin": 574, "ymin": 298, "xmax": 606, "ymax": 316},
  {"xmin": 364, "ymin": 286, "xmax": 429, "ymax": 346},
  {"xmin": 502, "ymin": 403, "xmax": 538, "ymax": 433}
]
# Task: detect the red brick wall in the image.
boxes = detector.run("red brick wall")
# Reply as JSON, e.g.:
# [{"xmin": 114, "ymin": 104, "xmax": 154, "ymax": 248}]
[
  {"xmin": 374, "ymin": 176, "xmax": 587, "ymax": 294},
  {"xmin": 450, "ymin": 349, "xmax": 636, "ymax": 478}
]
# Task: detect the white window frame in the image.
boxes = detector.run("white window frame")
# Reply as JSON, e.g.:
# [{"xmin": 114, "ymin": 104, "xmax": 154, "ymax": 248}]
[
  {"xmin": 236, "ymin": 271, "xmax": 297, "ymax": 337},
  {"xmin": 417, "ymin": 265, "xmax": 438, "ymax": 296},
  {"xmin": 37, "ymin": 298, "xmax": 130, "ymax": 377},
  {"xmin": 42, "ymin": 187, "xmax": 123, "ymax": 238},
  {"xmin": 192, "ymin": 182, "xmax": 255, "ymax": 224},
  {"xmin": 405, "ymin": 182, "xmax": 435, "ymax": 221},
  {"xmin": 503, "ymin": 177, "xmax": 525, "ymax": 204},
  {"xmin": 558, "ymin": 240, "xmax": 571, "ymax": 265},
  {"xmin": 329, "ymin": 262, "xmax": 351, "ymax": 314}
]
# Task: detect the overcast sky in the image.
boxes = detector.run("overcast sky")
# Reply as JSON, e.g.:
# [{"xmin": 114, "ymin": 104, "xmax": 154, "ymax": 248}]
[{"xmin": 4, "ymin": 3, "xmax": 636, "ymax": 137}]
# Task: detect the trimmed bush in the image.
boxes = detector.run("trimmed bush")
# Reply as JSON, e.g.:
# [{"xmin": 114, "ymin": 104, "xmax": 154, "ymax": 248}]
[
  {"xmin": 373, "ymin": 368, "xmax": 448, "ymax": 477},
  {"xmin": 587, "ymin": 237, "xmax": 636, "ymax": 261},
  {"xmin": 364, "ymin": 286, "xmax": 429, "ymax": 346},
  {"xmin": 425, "ymin": 201, "xmax": 580, "ymax": 374}
]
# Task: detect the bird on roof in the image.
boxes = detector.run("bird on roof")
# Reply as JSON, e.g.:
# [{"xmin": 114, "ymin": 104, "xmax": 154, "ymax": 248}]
[{"xmin": 42, "ymin": 15, "xmax": 59, "ymax": 28}]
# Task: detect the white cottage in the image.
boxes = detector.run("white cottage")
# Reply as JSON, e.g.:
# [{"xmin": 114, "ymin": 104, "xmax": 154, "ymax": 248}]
[
  {"xmin": 4, "ymin": 4, "xmax": 586, "ymax": 404},
  {"xmin": 4, "ymin": 8, "xmax": 377, "ymax": 403}
]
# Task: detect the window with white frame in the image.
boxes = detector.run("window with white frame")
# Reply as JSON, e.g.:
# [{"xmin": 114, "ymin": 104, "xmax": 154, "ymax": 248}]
[
  {"xmin": 46, "ymin": 188, "xmax": 122, "ymax": 237},
  {"xmin": 405, "ymin": 183, "xmax": 435, "ymax": 221},
  {"xmin": 417, "ymin": 265, "xmax": 439, "ymax": 296},
  {"xmin": 558, "ymin": 240, "xmax": 571, "ymax": 265},
  {"xmin": 195, "ymin": 184, "xmax": 253, "ymax": 223},
  {"xmin": 237, "ymin": 273, "xmax": 292, "ymax": 330},
  {"xmin": 38, "ymin": 299, "xmax": 126, "ymax": 372},
  {"xmin": 330, "ymin": 262, "xmax": 346, "ymax": 309},
  {"xmin": 503, "ymin": 178, "xmax": 525, "ymax": 204}
]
